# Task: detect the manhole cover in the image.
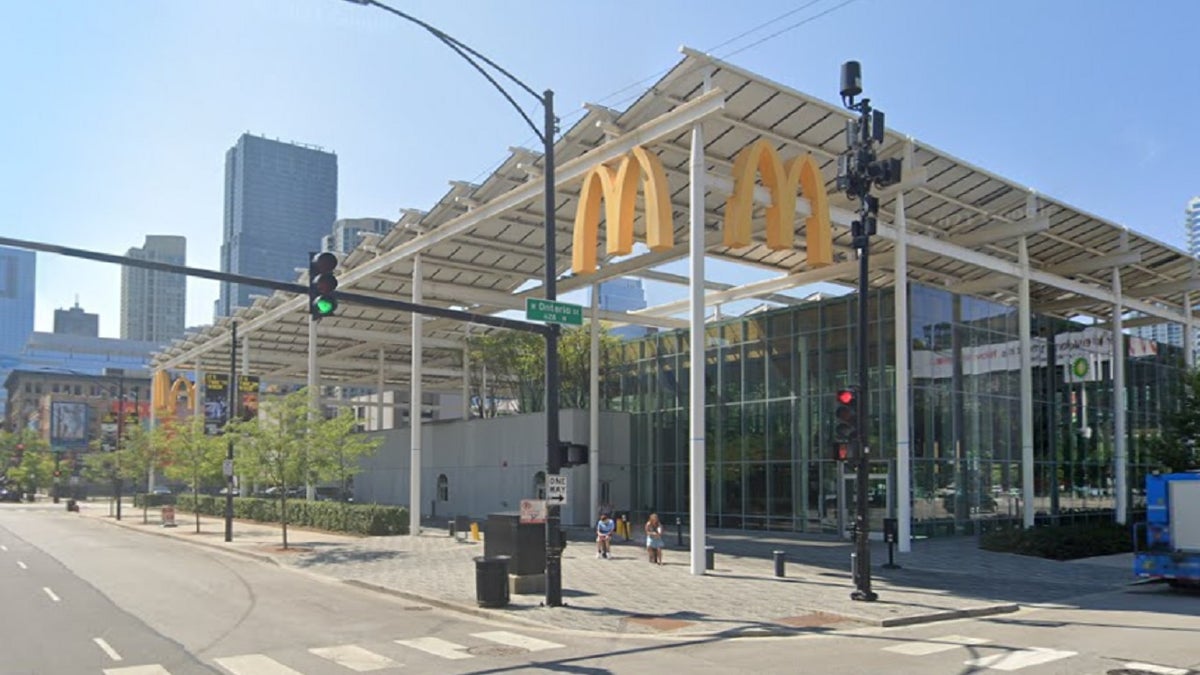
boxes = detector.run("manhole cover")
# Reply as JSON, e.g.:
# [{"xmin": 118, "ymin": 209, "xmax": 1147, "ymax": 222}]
[{"xmin": 467, "ymin": 645, "xmax": 528, "ymax": 657}]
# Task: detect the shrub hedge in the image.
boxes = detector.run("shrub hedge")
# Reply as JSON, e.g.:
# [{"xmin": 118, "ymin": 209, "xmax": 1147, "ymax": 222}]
[
  {"xmin": 133, "ymin": 493, "xmax": 176, "ymax": 508},
  {"xmin": 175, "ymin": 494, "xmax": 408, "ymax": 536},
  {"xmin": 979, "ymin": 521, "xmax": 1133, "ymax": 560}
]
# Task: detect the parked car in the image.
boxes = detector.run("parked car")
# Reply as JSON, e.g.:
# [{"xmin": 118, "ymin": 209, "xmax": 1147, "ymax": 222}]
[
  {"xmin": 0, "ymin": 486, "xmax": 21, "ymax": 503},
  {"xmin": 150, "ymin": 485, "xmax": 172, "ymax": 496}
]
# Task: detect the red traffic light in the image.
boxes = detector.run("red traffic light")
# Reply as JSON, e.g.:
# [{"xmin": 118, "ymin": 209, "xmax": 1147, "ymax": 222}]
[
  {"xmin": 836, "ymin": 389, "xmax": 856, "ymax": 405},
  {"xmin": 312, "ymin": 251, "xmax": 338, "ymax": 275}
]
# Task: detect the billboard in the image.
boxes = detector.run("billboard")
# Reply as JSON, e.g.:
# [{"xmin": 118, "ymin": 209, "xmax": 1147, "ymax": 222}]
[
  {"xmin": 50, "ymin": 401, "xmax": 88, "ymax": 445},
  {"xmin": 239, "ymin": 375, "xmax": 260, "ymax": 422},
  {"xmin": 204, "ymin": 373, "xmax": 230, "ymax": 435}
]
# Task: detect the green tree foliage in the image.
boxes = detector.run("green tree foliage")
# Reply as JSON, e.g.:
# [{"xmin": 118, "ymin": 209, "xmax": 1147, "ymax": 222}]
[
  {"xmin": 2, "ymin": 430, "xmax": 52, "ymax": 497},
  {"xmin": 1143, "ymin": 367, "xmax": 1200, "ymax": 473},
  {"xmin": 160, "ymin": 415, "xmax": 224, "ymax": 532},
  {"xmin": 309, "ymin": 406, "xmax": 383, "ymax": 499}
]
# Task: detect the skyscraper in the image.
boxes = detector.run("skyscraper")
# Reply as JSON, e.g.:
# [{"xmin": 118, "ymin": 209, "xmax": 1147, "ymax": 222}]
[
  {"xmin": 0, "ymin": 246, "xmax": 35, "ymax": 419},
  {"xmin": 121, "ymin": 235, "xmax": 186, "ymax": 343},
  {"xmin": 1188, "ymin": 197, "xmax": 1200, "ymax": 257},
  {"xmin": 324, "ymin": 217, "xmax": 393, "ymax": 255},
  {"xmin": 217, "ymin": 134, "xmax": 337, "ymax": 317},
  {"xmin": 597, "ymin": 277, "xmax": 649, "ymax": 340},
  {"xmin": 54, "ymin": 301, "xmax": 99, "ymax": 337}
]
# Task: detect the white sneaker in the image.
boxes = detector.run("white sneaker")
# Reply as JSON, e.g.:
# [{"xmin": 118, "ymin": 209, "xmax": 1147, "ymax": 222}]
[{"xmin": 596, "ymin": 552, "xmax": 603, "ymax": 559}]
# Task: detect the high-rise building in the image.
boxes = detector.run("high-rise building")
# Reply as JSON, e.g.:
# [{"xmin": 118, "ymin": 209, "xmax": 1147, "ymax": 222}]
[
  {"xmin": 1130, "ymin": 321, "xmax": 1183, "ymax": 349},
  {"xmin": 597, "ymin": 277, "xmax": 649, "ymax": 340},
  {"xmin": 121, "ymin": 235, "xmax": 186, "ymax": 343},
  {"xmin": 217, "ymin": 134, "xmax": 337, "ymax": 317},
  {"xmin": 0, "ymin": 246, "xmax": 35, "ymax": 420},
  {"xmin": 1185, "ymin": 196, "xmax": 1200, "ymax": 257},
  {"xmin": 54, "ymin": 301, "xmax": 99, "ymax": 337},
  {"xmin": 323, "ymin": 217, "xmax": 393, "ymax": 255}
]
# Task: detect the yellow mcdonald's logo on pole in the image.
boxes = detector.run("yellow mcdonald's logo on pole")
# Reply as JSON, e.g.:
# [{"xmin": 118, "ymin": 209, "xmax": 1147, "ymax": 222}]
[
  {"xmin": 152, "ymin": 370, "xmax": 196, "ymax": 416},
  {"xmin": 572, "ymin": 146, "xmax": 674, "ymax": 275},
  {"xmin": 723, "ymin": 139, "xmax": 833, "ymax": 267}
]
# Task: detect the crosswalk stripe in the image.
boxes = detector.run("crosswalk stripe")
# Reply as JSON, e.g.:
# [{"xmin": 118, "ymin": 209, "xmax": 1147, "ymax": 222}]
[
  {"xmin": 964, "ymin": 647, "xmax": 1077, "ymax": 671},
  {"xmin": 883, "ymin": 635, "xmax": 990, "ymax": 656},
  {"xmin": 1124, "ymin": 663, "xmax": 1189, "ymax": 675},
  {"xmin": 310, "ymin": 644, "xmax": 398, "ymax": 671},
  {"xmin": 103, "ymin": 666, "xmax": 172, "ymax": 675},
  {"xmin": 473, "ymin": 631, "xmax": 565, "ymax": 652},
  {"xmin": 215, "ymin": 654, "xmax": 305, "ymax": 675},
  {"xmin": 396, "ymin": 637, "xmax": 474, "ymax": 660}
]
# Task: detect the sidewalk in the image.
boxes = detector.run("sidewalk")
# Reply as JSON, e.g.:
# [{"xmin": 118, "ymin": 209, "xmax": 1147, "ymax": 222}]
[{"xmin": 72, "ymin": 500, "xmax": 1133, "ymax": 637}]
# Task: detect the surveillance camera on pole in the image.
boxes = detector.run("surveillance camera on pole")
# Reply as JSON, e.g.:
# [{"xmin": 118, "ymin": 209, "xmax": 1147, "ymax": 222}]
[{"xmin": 836, "ymin": 60, "xmax": 901, "ymax": 604}]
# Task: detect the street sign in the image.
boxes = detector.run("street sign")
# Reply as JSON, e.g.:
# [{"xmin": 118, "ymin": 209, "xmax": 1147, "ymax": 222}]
[
  {"xmin": 546, "ymin": 475, "xmax": 567, "ymax": 505},
  {"xmin": 525, "ymin": 298, "xmax": 583, "ymax": 326},
  {"xmin": 520, "ymin": 499, "xmax": 547, "ymax": 524}
]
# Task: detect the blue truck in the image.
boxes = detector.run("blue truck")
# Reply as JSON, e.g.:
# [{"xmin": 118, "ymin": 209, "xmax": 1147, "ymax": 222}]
[{"xmin": 1134, "ymin": 471, "xmax": 1200, "ymax": 588}]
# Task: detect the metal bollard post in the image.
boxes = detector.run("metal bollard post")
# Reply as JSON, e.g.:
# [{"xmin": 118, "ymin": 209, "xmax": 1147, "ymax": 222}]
[
  {"xmin": 449, "ymin": 521, "xmax": 456, "ymax": 538},
  {"xmin": 675, "ymin": 517, "xmax": 683, "ymax": 548},
  {"xmin": 773, "ymin": 550, "xmax": 786, "ymax": 578},
  {"xmin": 705, "ymin": 545, "xmax": 715, "ymax": 571}
]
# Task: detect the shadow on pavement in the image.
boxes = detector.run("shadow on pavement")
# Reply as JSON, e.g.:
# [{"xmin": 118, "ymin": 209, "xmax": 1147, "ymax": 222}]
[{"xmin": 292, "ymin": 548, "xmax": 409, "ymax": 566}]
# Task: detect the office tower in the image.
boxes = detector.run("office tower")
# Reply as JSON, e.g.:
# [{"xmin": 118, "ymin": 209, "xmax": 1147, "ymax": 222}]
[
  {"xmin": 121, "ymin": 235, "xmax": 186, "ymax": 343},
  {"xmin": 54, "ymin": 301, "xmax": 99, "ymax": 337},
  {"xmin": 598, "ymin": 277, "xmax": 649, "ymax": 340},
  {"xmin": 326, "ymin": 217, "xmax": 393, "ymax": 255},
  {"xmin": 0, "ymin": 246, "xmax": 35, "ymax": 418},
  {"xmin": 217, "ymin": 133, "xmax": 337, "ymax": 317},
  {"xmin": 1188, "ymin": 197, "xmax": 1200, "ymax": 257},
  {"xmin": 1129, "ymin": 321, "xmax": 1183, "ymax": 349}
]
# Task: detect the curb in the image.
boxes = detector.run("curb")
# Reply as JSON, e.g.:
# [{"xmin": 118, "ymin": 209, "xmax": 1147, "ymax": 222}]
[
  {"xmin": 870, "ymin": 603, "xmax": 1020, "ymax": 628},
  {"xmin": 341, "ymin": 579, "xmax": 556, "ymax": 630},
  {"xmin": 81, "ymin": 511, "xmax": 281, "ymax": 566}
]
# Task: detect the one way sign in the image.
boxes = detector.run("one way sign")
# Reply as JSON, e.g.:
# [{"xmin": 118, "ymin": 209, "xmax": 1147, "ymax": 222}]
[{"xmin": 546, "ymin": 475, "xmax": 567, "ymax": 505}]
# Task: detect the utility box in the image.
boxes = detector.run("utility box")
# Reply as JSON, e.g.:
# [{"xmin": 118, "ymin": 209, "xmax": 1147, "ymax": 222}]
[
  {"xmin": 484, "ymin": 512, "xmax": 546, "ymax": 576},
  {"xmin": 1170, "ymin": 480, "xmax": 1200, "ymax": 553}
]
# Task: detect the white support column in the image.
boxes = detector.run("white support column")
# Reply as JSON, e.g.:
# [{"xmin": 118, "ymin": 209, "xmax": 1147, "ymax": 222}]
[
  {"xmin": 193, "ymin": 364, "xmax": 203, "ymax": 419},
  {"xmin": 307, "ymin": 314, "xmax": 319, "ymax": 501},
  {"xmin": 1112, "ymin": 267, "xmax": 1127, "ymax": 524},
  {"xmin": 590, "ymin": 284, "xmax": 601, "ymax": 522},
  {"xmin": 1186, "ymin": 292, "xmax": 1195, "ymax": 369},
  {"xmin": 893, "ymin": 191, "xmax": 912, "ymax": 552},
  {"xmin": 410, "ymin": 253, "xmax": 424, "ymax": 535},
  {"xmin": 377, "ymin": 349, "xmax": 385, "ymax": 431},
  {"xmin": 688, "ymin": 118, "xmax": 707, "ymax": 576},
  {"xmin": 242, "ymin": 334, "xmax": 250, "ymax": 373},
  {"xmin": 1018, "ymin": 235, "xmax": 1036, "ymax": 528},
  {"xmin": 462, "ymin": 341, "xmax": 470, "ymax": 420}
]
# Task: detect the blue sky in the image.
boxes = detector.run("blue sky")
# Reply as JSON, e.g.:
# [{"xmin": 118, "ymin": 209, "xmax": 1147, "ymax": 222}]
[{"xmin": 1, "ymin": 0, "xmax": 1197, "ymax": 336}]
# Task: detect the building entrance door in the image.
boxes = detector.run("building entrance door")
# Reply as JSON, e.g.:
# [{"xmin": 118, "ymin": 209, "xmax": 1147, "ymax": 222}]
[{"xmin": 840, "ymin": 471, "xmax": 891, "ymax": 540}]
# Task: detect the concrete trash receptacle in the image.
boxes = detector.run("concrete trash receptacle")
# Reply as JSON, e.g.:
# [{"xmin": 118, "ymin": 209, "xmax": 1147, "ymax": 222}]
[
  {"xmin": 66, "ymin": 499, "xmax": 78, "ymax": 512},
  {"xmin": 474, "ymin": 555, "xmax": 510, "ymax": 608}
]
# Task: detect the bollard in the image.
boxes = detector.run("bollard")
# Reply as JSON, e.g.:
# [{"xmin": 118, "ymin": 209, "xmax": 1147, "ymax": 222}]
[
  {"xmin": 675, "ymin": 517, "xmax": 683, "ymax": 548},
  {"xmin": 470, "ymin": 521, "xmax": 481, "ymax": 541},
  {"xmin": 773, "ymin": 550, "xmax": 786, "ymax": 578},
  {"xmin": 449, "ymin": 521, "xmax": 456, "ymax": 538},
  {"xmin": 705, "ymin": 545, "xmax": 715, "ymax": 571}
]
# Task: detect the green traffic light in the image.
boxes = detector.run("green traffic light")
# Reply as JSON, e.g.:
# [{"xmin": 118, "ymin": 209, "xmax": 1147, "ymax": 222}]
[{"xmin": 314, "ymin": 296, "xmax": 337, "ymax": 316}]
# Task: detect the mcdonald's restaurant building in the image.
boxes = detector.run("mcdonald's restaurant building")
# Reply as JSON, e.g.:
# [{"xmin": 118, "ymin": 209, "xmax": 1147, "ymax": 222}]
[{"xmin": 149, "ymin": 49, "xmax": 1198, "ymax": 549}]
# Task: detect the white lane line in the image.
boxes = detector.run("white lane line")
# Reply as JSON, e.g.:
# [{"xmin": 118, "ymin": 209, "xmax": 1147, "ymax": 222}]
[
  {"xmin": 473, "ymin": 631, "xmax": 565, "ymax": 652},
  {"xmin": 94, "ymin": 637, "xmax": 123, "ymax": 661},
  {"xmin": 42, "ymin": 586, "xmax": 60, "ymax": 602},
  {"xmin": 883, "ymin": 635, "xmax": 990, "ymax": 656},
  {"xmin": 396, "ymin": 636, "xmax": 474, "ymax": 660},
  {"xmin": 1124, "ymin": 663, "xmax": 1189, "ymax": 675},
  {"xmin": 214, "ymin": 654, "xmax": 304, "ymax": 675},
  {"xmin": 309, "ymin": 645, "xmax": 398, "ymax": 671},
  {"xmin": 1, "ymin": 544, "xmax": 7, "ymax": 551},
  {"xmin": 17, "ymin": 560, "xmax": 27, "ymax": 569},
  {"xmin": 104, "ymin": 666, "xmax": 173, "ymax": 675},
  {"xmin": 964, "ymin": 647, "xmax": 1077, "ymax": 671}
]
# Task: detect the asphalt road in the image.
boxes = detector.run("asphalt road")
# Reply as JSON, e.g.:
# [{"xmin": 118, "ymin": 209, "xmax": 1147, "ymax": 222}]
[{"xmin": 1, "ymin": 504, "xmax": 1197, "ymax": 675}]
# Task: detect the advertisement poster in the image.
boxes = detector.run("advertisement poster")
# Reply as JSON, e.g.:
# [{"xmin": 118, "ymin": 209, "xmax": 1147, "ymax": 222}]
[
  {"xmin": 238, "ymin": 375, "xmax": 260, "ymax": 422},
  {"xmin": 204, "ymin": 373, "xmax": 229, "ymax": 435},
  {"xmin": 50, "ymin": 401, "xmax": 88, "ymax": 445}
]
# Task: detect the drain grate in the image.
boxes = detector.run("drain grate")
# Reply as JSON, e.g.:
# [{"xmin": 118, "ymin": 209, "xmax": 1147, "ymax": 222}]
[{"xmin": 467, "ymin": 645, "xmax": 528, "ymax": 657}]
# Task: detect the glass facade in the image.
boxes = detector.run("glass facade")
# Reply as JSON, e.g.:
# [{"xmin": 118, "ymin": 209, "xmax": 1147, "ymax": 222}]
[{"xmin": 605, "ymin": 283, "xmax": 1186, "ymax": 536}]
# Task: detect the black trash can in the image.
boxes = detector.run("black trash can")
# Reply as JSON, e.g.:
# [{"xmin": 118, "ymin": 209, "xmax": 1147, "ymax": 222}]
[{"xmin": 474, "ymin": 555, "xmax": 510, "ymax": 608}]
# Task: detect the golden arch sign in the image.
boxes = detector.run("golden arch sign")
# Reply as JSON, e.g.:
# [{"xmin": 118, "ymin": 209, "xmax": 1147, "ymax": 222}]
[
  {"xmin": 571, "ymin": 146, "xmax": 674, "ymax": 275},
  {"xmin": 723, "ymin": 139, "xmax": 833, "ymax": 267},
  {"xmin": 152, "ymin": 370, "xmax": 196, "ymax": 416}
]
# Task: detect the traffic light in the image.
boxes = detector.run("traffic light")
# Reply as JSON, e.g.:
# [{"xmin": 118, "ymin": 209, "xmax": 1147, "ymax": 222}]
[
  {"xmin": 558, "ymin": 442, "xmax": 588, "ymax": 468},
  {"xmin": 308, "ymin": 251, "xmax": 339, "ymax": 319},
  {"xmin": 833, "ymin": 388, "xmax": 859, "ymax": 461}
]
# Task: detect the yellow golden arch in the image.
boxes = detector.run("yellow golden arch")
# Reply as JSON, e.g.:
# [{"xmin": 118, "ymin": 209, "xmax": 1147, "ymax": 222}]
[
  {"xmin": 571, "ymin": 146, "xmax": 674, "ymax": 275},
  {"xmin": 152, "ymin": 370, "xmax": 196, "ymax": 416},
  {"xmin": 723, "ymin": 139, "xmax": 833, "ymax": 267}
]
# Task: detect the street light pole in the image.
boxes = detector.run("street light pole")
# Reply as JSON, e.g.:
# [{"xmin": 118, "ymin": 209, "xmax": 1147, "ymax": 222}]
[
  {"xmin": 115, "ymin": 370, "xmax": 125, "ymax": 521},
  {"xmin": 340, "ymin": 0, "xmax": 563, "ymax": 606}
]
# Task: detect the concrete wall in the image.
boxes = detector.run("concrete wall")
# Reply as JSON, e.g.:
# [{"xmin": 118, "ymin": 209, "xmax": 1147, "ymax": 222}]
[{"xmin": 355, "ymin": 409, "xmax": 632, "ymax": 527}]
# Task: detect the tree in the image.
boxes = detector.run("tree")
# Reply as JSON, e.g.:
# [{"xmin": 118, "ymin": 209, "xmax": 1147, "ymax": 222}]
[
  {"xmin": 121, "ymin": 424, "xmax": 173, "ymax": 523},
  {"xmin": 6, "ymin": 431, "xmax": 52, "ymax": 499},
  {"xmin": 160, "ymin": 415, "xmax": 224, "ymax": 532},
  {"xmin": 1144, "ymin": 367, "xmax": 1200, "ymax": 473},
  {"xmin": 310, "ymin": 406, "xmax": 383, "ymax": 502}
]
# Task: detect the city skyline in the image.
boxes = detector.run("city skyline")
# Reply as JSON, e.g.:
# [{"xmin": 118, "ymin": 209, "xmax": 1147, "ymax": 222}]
[{"xmin": 3, "ymin": 1, "xmax": 1198, "ymax": 337}]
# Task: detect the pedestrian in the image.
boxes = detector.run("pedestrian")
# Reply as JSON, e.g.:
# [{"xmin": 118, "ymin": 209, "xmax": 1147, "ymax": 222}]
[
  {"xmin": 595, "ymin": 512, "xmax": 615, "ymax": 559},
  {"xmin": 645, "ymin": 513, "xmax": 664, "ymax": 564}
]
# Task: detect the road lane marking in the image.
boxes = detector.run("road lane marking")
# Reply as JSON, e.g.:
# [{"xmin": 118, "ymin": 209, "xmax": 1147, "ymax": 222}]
[
  {"xmin": 1, "ymin": 544, "xmax": 7, "ymax": 551},
  {"xmin": 43, "ymin": 586, "xmax": 60, "ymax": 602},
  {"xmin": 214, "ymin": 654, "xmax": 304, "ymax": 675},
  {"xmin": 883, "ymin": 635, "xmax": 990, "ymax": 656},
  {"xmin": 94, "ymin": 637, "xmax": 123, "ymax": 661},
  {"xmin": 964, "ymin": 647, "xmax": 1077, "ymax": 671},
  {"xmin": 310, "ymin": 645, "xmax": 397, "ymax": 671},
  {"xmin": 17, "ymin": 560, "xmax": 27, "ymax": 569},
  {"xmin": 396, "ymin": 637, "xmax": 474, "ymax": 660},
  {"xmin": 104, "ymin": 666, "xmax": 173, "ymax": 675},
  {"xmin": 473, "ymin": 631, "xmax": 565, "ymax": 652},
  {"xmin": 1124, "ymin": 664, "xmax": 1189, "ymax": 675}
]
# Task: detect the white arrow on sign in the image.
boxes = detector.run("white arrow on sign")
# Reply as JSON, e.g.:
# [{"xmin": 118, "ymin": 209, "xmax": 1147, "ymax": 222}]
[{"xmin": 546, "ymin": 475, "xmax": 567, "ymax": 504}]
